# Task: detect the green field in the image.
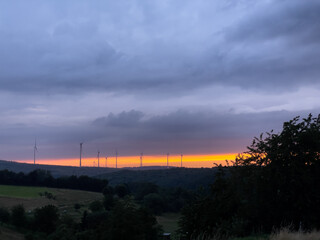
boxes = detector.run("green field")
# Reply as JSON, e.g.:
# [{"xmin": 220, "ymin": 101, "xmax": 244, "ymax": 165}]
[
  {"xmin": 0, "ymin": 184, "xmax": 103, "ymax": 220},
  {"xmin": 0, "ymin": 185, "xmax": 53, "ymax": 198}
]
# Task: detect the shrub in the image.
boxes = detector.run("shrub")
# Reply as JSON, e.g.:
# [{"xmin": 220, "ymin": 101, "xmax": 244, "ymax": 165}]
[
  {"xmin": 0, "ymin": 207, "xmax": 10, "ymax": 223},
  {"xmin": 33, "ymin": 205, "xmax": 59, "ymax": 234},
  {"xmin": 11, "ymin": 204, "xmax": 26, "ymax": 228},
  {"xmin": 89, "ymin": 200, "xmax": 103, "ymax": 212},
  {"xmin": 74, "ymin": 203, "xmax": 81, "ymax": 210}
]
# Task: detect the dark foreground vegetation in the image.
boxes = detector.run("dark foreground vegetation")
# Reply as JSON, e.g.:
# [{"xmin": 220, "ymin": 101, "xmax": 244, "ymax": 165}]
[
  {"xmin": 1, "ymin": 114, "xmax": 319, "ymax": 239},
  {"xmin": 0, "ymin": 172, "xmax": 193, "ymax": 239},
  {"xmin": 0, "ymin": 196, "xmax": 161, "ymax": 240},
  {"xmin": 179, "ymin": 114, "xmax": 320, "ymax": 239}
]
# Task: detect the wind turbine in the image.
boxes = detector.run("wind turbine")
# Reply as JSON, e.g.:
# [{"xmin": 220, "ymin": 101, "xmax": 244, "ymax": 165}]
[
  {"xmin": 79, "ymin": 143, "xmax": 83, "ymax": 167},
  {"xmin": 166, "ymin": 153, "xmax": 169, "ymax": 168},
  {"xmin": 181, "ymin": 154, "xmax": 183, "ymax": 168},
  {"xmin": 97, "ymin": 151, "xmax": 100, "ymax": 168},
  {"xmin": 33, "ymin": 138, "xmax": 38, "ymax": 165},
  {"xmin": 140, "ymin": 152, "xmax": 143, "ymax": 167},
  {"xmin": 105, "ymin": 156, "xmax": 108, "ymax": 168}
]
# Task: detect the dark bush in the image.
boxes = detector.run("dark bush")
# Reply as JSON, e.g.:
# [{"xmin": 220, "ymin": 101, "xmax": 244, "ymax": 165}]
[
  {"xmin": 0, "ymin": 207, "xmax": 10, "ymax": 223},
  {"xmin": 89, "ymin": 200, "xmax": 103, "ymax": 212},
  {"xmin": 11, "ymin": 204, "xmax": 26, "ymax": 228},
  {"xmin": 143, "ymin": 193, "xmax": 165, "ymax": 215},
  {"xmin": 33, "ymin": 205, "xmax": 59, "ymax": 234},
  {"xmin": 74, "ymin": 203, "xmax": 81, "ymax": 210},
  {"xmin": 114, "ymin": 184, "xmax": 130, "ymax": 198}
]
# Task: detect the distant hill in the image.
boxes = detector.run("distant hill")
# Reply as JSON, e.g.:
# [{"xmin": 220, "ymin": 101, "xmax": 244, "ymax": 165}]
[
  {"xmin": 96, "ymin": 167, "xmax": 218, "ymax": 190},
  {"xmin": 0, "ymin": 160, "xmax": 119, "ymax": 177},
  {"xmin": 0, "ymin": 160, "xmax": 217, "ymax": 189}
]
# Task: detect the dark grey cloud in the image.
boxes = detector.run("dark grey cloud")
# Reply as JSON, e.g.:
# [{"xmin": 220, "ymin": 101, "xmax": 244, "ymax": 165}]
[
  {"xmin": 227, "ymin": 0, "xmax": 320, "ymax": 45},
  {"xmin": 0, "ymin": 0, "xmax": 319, "ymax": 96},
  {"xmin": 92, "ymin": 109, "xmax": 295, "ymax": 142},
  {"xmin": 215, "ymin": 0, "xmax": 320, "ymax": 88},
  {"xmin": 1, "ymin": 109, "xmax": 310, "ymax": 160}
]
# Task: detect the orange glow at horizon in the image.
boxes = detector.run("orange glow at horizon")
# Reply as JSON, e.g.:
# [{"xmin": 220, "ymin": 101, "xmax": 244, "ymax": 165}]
[{"xmin": 14, "ymin": 153, "xmax": 238, "ymax": 168}]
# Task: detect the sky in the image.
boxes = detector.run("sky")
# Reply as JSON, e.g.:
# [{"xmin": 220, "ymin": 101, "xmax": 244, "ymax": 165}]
[{"xmin": 0, "ymin": 0, "xmax": 320, "ymax": 167}]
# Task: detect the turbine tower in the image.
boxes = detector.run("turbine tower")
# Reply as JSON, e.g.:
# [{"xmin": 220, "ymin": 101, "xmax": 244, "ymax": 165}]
[
  {"xmin": 105, "ymin": 156, "xmax": 108, "ymax": 168},
  {"xmin": 79, "ymin": 143, "xmax": 83, "ymax": 167},
  {"xmin": 166, "ymin": 153, "xmax": 169, "ymax": 168},
  {"xmin": 97, "ymin": 151, "xmax": 100, "ymax": 168},
  {"xmin": 181, "ymin": 154, "xmax": 183, "ymax": 168},
  {"xmin": 140, "ymin": 152, "xmax": 143, "ymax": 167},
  {"xmin": 33, "ymin": 138, "xmax": 38, "ymax": 165}
]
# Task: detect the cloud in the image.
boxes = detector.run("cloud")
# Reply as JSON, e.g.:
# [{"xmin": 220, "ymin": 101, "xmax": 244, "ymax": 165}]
[
  {"xmin": 93, "ymin": 110, "xmax": 144, "ymax": 128},
  {"xmin": 215, "ymin": 0, "xmax": 320, "ymax": 88},
  {"xmin": 0, "ymin": 0, "xmax": 319, "ymax": 162},
  {"xmin": 92, "ymin": 109, "xmax": 294, "ymax": 142},
  {"xmin": 0, "ymin": 107, "xmax": 319, "ymax": 161},
  {"xmin": 227, "ymin": 0, "xmax": 320, "ymax": 45},
  {"xmin": 0, "ymin": 0, "xmax": 319, "ymax": 96}
]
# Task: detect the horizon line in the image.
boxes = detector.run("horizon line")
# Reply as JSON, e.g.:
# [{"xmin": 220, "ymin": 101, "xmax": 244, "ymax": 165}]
[{"xmin": 9, "ymin": 153, "xmax": 239, "ymax": 168}]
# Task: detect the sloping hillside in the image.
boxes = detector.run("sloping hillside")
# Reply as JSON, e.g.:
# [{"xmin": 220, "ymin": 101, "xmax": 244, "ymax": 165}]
[{"xmin": 0, "ymin": 160, "xmax": 119, "ymax": 177}]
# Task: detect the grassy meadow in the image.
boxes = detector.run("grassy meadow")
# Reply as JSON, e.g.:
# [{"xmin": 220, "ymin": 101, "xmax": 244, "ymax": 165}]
[
  {"xmin": 0, "ymin": 184, "xmax": 103, "ymax": 219},
  {"xmin": 0, "ymin": 184, "xmax": 52, "ymax": 198}
]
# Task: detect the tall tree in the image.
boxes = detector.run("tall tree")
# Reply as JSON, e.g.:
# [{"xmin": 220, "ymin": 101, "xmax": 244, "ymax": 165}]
[{"xmin": 180, "ymin": 114, "xmax": 320, "ymax": 238}]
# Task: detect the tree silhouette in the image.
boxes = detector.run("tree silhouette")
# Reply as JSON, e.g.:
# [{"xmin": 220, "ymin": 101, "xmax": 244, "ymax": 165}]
[
  {"xmin": 180, "ymin": 114, "xmax": 320, "ymax": 238},
  {"xmin": 33, "ymin": 205, "xmax": 59, "ymax": 234}
]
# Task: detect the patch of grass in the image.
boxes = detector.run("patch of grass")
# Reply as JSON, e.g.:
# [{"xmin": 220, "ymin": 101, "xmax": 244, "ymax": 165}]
[
  {"xmin": 0, "ymin": 226, "xmax": 24, "ymax": 240},
  {"xmin": 231, "ymin": 236, "xmax": 268, "ymax": 240},
  {"xmin": 270, "ymin": 228, "xmax": 320, "ymax": 240},
  {"xmin": 53, "ymin": 188, "xmax": 103, "ymax": 220},
  {"xmin": 0, "ymin": 185, "xmax": 53, "ymax": 198},
  {"xmin": 156, "ymin": 212, "xmax": 180, "ymax": 233}
]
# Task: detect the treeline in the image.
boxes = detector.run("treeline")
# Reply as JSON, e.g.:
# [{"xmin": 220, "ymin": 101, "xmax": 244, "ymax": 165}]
[
  {"xmin": 110, "ymin": 182, "xmax": 194, "ymax": 214},
  {"xmin": 0, "ymin": 169, "xmax": 108, "ymax": 192},
  {"xmin": 179, "ymin": 114, "xmax": 320, "ymax": 239},
  {"xmin": 97, "ymin": 167, "xmax": 218, "ymax": 190}
]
